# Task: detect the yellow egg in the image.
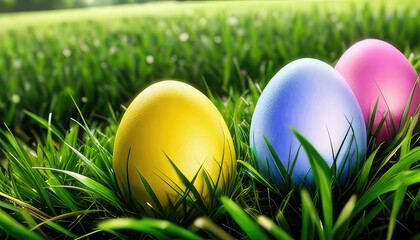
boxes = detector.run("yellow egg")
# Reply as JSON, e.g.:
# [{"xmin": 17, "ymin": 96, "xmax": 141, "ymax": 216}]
[{"xmin": 113, "ymin": 80, "xmax": 236, "ymax": 209}]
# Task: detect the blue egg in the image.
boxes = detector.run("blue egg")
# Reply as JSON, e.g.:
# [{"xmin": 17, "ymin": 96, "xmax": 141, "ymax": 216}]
[{"xmin": 250, "ymin": 58, "xmax": 366, "ymax": 187}]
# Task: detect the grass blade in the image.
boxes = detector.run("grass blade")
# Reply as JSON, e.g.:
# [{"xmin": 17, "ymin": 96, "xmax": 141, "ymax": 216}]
[
  {"xmin": 191, "ymin": 216, "xmax": 236, "ymax": 240},
  {"xmin": 137, "ymin": 170, "xmax": 164, "ymax": 213},
  {"xmin": 386, "ymin": 181, "xmax": 408, "ymax": 240},
  {"xmin": 220, "ymin": 196, "xmax": 270, "ymax": 240},
  {"xmin": 332, "ymin": 195, "xmax": 357, "ymax": 239},
  {"xmin": 0, "ymin": 208, "xmax": 43, "ymax": 240},
  {"xmin": 263, "ymin": 135, "xmax": 290, "ymax": 186},
  {"xmin": 353, "ymin": 170, "xmax": 420, "ymax": 217},
  {"xmin": 98, "ymin": 218, "xmax": 205, "ymax": 240},
  {"xmin": 292, "ymin": 128, "xmax": 332, "ymax": 240},
  {"xmin": 165, "ymin": 153, "xmax": 208, "ymax": 213},
  {"xmin": 34, "ymin": 167, "xmax": 124, "ymax": 211},
  {"xmin": 300, "ymin": 188, "xmax": 324, "ymax": 240},
  {"xmin": 355, "ymin": 146, "xmax": 380, "ymax": 194},
  {"xmin": 238, "ymin": 160, "xmax": 279, "ymax": 194},
  {"xmin": 24, "ymin": 110, "xmax": 64, "ymax": 140},
  {"xmin": 257, "ymin": 215, "xmax": 294, "ymax": 240}
]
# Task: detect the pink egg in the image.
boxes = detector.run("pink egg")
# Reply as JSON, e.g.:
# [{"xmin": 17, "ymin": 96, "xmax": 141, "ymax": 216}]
[{"xmin": 335, "ymin": 39, "xmax": 419, "ymax": 143}]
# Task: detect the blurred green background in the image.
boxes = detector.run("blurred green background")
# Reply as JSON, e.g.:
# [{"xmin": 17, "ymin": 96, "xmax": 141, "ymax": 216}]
[{"xmin": 2, "ymin": 0, "xmax": 420, "ymax": 138}]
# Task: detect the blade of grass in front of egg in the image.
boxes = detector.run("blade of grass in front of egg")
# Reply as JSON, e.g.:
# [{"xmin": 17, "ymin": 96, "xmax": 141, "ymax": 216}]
[
  {"xmin": 137, "ymin": 170, "xmax": 165, "ymax": 214},
  {"xmin": 355, "ymin": 146, "xmax": 380, "ymax": 194},
  {"xmin": 332, "ymin": 195, "xmax": 357, "ymax": 240},
  {"xmin": 202, "ymin": 135, "xmax": 227, "ymax": 202},
  {"xmin": 400, "ymin": 77, "xmax": 419, "ymax": 126},
  {"xmin": 237, "ymin": 160, "xmax": 279, "ymax": 194},
  {"xmin": 331, "ymin": 122, "xmax": 354, "ymax": 182},
  {"xmin": 172, "ymin": 168, "xmax": 205, "ymax": 215},
  {"xmin": 164, "ymin": 153, "xmax": 208, "ymax": 214},
  {"xmin": 384, "ymin": 110, "xmax": 418, "ymax": 153},
  {"xmin": 372, "ymin": 111, "xmax": 388, "ymax": 147},
  {"xmin": 262, "ymin": 135, "xmax": 290, "ymax": 187},
  {"xmin": 201, "ymin": 167, "xmax": 223, "ymax": 207},
  {"xmin": 400, "ymin": 112, "xmax": 419, "ymax": 158},
  {"xmin": 153, "ymin": 167, "xmax": 206, "ymax": 222},
  {"xmin": 300, "ymin": 188, "xmax": 324, "ymax": 240},
  {"xmin": 292, "ymin": 129, "xmax": 333, "ymax": 240},
  {"xmin": 376, "ymin": 82, "xmax": 398, "ymax": 138},
  {"xmin": 287, "ymin": 146, "xmax": 300, "ymax": 189},
  {"xmin": 367, "ymin": 96, "xmax": 381, "ymax": 149}
]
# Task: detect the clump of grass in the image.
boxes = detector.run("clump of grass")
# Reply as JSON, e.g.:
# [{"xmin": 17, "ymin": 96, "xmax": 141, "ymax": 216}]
[{"xmin": 1, "ymin": 0, "xmax": 420, "ymax": 239}]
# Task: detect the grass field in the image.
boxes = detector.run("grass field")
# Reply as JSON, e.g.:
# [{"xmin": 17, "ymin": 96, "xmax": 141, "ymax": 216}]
[{"xmin": 1, "ymin": 0, "xmax": 420, "ymax": 239}]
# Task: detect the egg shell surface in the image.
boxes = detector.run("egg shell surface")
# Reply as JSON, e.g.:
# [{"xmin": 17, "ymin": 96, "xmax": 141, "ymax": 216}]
[
  {"xmin": 113, "ymin": 80, "xmax": 236, "ymax": 208},
  {"xmin": 250, "ymin": 58, "xmax": 367, "ymax": 187},
  {"xmin": 335, "ymin": 39, "xmax": 420, "ymax": 143}
]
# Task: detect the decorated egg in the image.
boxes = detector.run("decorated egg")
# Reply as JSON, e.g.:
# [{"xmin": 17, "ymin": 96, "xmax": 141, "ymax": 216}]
[
  {"xmin": 250, "ymin": 58, "xmax": 366, "ymax": 187},
  {"xmin": 113, "ymin": 80, "xmax": 236, "ymax": 209},
  {"xmin": 335, "ymin": 39, "xmax": 420, "ymax": 143}
]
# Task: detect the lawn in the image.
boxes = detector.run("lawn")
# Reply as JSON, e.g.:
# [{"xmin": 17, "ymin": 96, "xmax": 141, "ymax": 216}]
[{"xmin": 1, "ymin": 0, "xmax": 420, "ymax": 239}]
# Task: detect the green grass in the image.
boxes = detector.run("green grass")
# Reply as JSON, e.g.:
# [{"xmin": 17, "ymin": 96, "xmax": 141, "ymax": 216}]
[{"xmin": 1, "ymin": 0, "xmax": 420, "ymax": 239}]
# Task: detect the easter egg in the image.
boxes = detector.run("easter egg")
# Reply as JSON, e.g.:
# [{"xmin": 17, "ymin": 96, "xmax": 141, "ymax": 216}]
[
  {"xmin": 250, "ymin": 58, "xmax": 366, "ymax": 187},
  {"xmin": 335, "ymin": 39, "xmax": 420, "ymax": 143},
  {"xmin": 113, "ymin": 80, "xmax": 236, "ymax": 209}
]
